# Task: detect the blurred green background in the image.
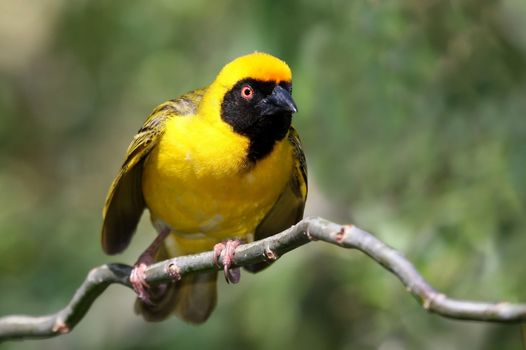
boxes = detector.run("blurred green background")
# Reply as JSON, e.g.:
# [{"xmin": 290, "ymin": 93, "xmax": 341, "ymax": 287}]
[{"xmin": 1, "ymin": 0, "xmax": 526, "ymax": 349}]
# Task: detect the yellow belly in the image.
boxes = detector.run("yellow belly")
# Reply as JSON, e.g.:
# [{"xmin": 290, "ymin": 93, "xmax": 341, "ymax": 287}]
[{"xmin": 142, "ymin": 116, "xmax": 293, "ymax": 254}]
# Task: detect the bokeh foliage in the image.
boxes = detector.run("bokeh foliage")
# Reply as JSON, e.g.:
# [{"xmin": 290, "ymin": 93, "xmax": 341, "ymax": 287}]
[{"xmin": 1, "ymin": 0, "xmax": 526, "ymax": 349}]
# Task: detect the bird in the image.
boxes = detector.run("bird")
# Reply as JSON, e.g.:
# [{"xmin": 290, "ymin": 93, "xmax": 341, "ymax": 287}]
[{"xmin": 101, "ymin": 52, "xmax": 308, "ymax": 323}]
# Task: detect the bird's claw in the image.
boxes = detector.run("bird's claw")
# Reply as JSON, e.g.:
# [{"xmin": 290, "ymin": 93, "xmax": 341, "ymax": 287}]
[
  {"xmin": 130, "ymin": 262, "xmax": 152, "ymax": 305},
  {"xmin": 214, "ymin": 240, "xmax": 241, "ymax": 284},
  {"xmin": 129, "ymin": 228, "xmax": 171, "ymax": 305}
]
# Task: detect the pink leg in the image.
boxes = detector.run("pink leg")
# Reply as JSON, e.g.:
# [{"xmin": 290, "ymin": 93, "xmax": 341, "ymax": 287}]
[
  {"xmin": 130, "ymin": 228, "xmax": 171, "ymax": 304},
  {"xmin": 213, "ymin": 240, "xmax": 241, "ymax": 284}
]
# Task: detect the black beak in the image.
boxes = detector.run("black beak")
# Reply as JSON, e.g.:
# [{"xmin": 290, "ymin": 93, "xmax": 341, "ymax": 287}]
[{"xmin": 257, "ymin": 85, "xmax": 298, "ymax": 116}]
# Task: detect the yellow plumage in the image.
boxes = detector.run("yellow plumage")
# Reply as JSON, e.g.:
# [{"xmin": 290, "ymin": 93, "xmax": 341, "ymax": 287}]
[
  {"xmin": 144, "ymin": 117, "xmax": 293, "ymax": 253},
  {"xmin": 101, "ymin": 52, "xmax": 307, "ymax": 323}
]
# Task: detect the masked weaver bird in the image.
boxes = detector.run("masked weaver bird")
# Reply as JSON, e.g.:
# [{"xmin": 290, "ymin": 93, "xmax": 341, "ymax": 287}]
[{"xmin": 101, "ymin": 52, "xmax": 308, "ymax": 323}]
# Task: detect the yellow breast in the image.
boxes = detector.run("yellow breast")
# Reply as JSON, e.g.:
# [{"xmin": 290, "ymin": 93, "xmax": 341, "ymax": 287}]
[{"xmin": 142, "ymin": 115, "xmax": 293, "ymax": 253}]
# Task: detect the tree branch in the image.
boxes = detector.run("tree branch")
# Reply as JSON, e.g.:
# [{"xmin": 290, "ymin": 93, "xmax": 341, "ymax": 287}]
[{"xmin": 1, "ymin": 217, "xmax": 525, "ymax": 341}]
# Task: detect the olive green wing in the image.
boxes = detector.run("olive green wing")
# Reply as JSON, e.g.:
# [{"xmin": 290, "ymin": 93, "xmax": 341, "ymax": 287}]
[
  {"xmin": 101, "ymin": 89, "xmax": 205, "ymax": 255},
  {"xmin": 245, "ymin": 126, "xmax": 308, "ymax": 273}
]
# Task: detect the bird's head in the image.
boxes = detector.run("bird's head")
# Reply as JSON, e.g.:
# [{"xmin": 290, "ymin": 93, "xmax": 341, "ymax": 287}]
[{"xmin": 203, "ymin": 52, "xmax": 298, "ymax": 161}]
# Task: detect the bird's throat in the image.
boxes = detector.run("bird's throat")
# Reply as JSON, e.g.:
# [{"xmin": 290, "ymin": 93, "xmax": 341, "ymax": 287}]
[{"xmin": 244, "ymin": 114, "xmax": 291, "ymax": 163}]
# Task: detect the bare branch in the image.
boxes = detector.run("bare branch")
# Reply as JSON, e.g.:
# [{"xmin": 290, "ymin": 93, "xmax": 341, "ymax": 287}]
[
  {"xmin": 0, "ymin": 264, "xmax": 132, "ymax": 341},
  {"xmin": 1, "ymin": 217, "xmax": 525, "ymax": 341}
]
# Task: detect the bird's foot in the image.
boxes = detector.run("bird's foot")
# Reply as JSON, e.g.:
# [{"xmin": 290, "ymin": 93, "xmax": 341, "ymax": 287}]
[
  {"xmin": 130, "ymin": 262, "xmax": 150, "ymax": 304},
  {"xmin": 213, "ymin": 240, "xmax": 241, "ymax": 284},
  {"xmin": 130, "ymin": 228, "xmax": 171, "ymax": 304},
  {"xmin": 130, "ymin": 254, "xmax": 155, "ymax": 305}
]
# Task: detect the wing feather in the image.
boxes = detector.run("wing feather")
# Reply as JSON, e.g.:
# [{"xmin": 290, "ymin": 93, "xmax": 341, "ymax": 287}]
[{"xmin": 101, "ymin": 89, "xmax": 204, "ymax": 254}]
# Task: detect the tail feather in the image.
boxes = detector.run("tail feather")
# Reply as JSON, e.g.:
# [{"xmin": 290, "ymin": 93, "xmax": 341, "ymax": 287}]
[
  {"xmin": 134, "ymin": 281, "xmax": 180, "ymax": 322},
  {"xmin": 174, "ymin": 271, "xmax": 217, "ymax": 323},
  {"xmin": 134, "ymin": 237, "xmax": 218, "ymax": 323},
  {"xmin": 135, "ymin": 271, "xmax": 217, "ymax": 323}
]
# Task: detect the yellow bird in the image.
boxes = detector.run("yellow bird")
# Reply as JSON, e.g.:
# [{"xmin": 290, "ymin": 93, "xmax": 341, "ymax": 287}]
[{"xmin": 101, "ymin": 52, "xmax": 308, "ymax": 323}]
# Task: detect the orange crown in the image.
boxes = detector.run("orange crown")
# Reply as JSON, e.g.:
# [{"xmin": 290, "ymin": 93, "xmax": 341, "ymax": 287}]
[{"xmin": 214, "ymin": 52, "xmax": 292, "ymax": 89}]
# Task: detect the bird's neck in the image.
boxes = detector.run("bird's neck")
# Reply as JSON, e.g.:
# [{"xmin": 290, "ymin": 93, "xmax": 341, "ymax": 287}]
[{"xmin": 244, "ymin": 114, "xmax": 292, "ymax": 162}]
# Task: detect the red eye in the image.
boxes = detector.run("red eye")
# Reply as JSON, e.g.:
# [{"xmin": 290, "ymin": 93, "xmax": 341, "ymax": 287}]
[{"xmin": 240, "ymin": 85, "xmax": 254, "ymax": 100}]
